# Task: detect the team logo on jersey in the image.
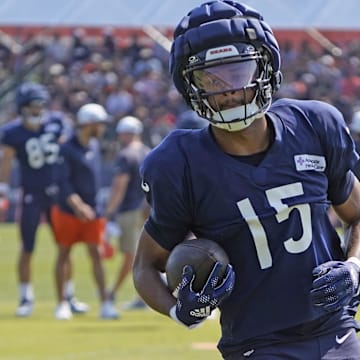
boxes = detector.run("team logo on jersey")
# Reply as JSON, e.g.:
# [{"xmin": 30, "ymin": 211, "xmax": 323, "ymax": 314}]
[{"xmin": 294, "ymin": 154, "xmax": 326, "ymax": 172}]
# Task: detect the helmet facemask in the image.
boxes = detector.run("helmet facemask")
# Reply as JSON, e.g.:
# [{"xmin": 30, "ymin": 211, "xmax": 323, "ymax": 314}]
[
  {"xmin": 182, "ymin": 43, "xmax": 274, "ymax": 132},
  {"xmin": 21, "ymin": 100, "xmax": 47, "ymax": 126}
]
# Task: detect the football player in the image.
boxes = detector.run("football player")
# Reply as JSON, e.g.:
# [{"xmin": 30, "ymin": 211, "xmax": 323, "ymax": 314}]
[
  {"xmin": 133, "ymin": 1, "xmax": 360, "ymax": 359},
  {"xmin": 0, "ymin": 82, "xmax": 88, "ymax": 317},
  {"xmin": 51, "ymin": 103, "xmax": 118, "ymax": 320}
]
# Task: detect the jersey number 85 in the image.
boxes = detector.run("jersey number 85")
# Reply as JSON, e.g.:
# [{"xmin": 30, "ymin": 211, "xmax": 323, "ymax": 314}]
[{"xmin": 25, "ymin": 133, "xmax": 59, "ymax": 169}]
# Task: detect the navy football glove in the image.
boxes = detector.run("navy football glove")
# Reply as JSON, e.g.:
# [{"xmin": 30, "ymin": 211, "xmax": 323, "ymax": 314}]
[
  {"xmin": 310, "ymin": 258, "xmax": 360, "ymax": 312},
  {"xmin": 169, "ymin": 262, "xmax": 235, "ymax": 329}
]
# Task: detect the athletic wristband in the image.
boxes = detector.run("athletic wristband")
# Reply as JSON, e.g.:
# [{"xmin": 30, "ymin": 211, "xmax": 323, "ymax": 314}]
[
  {"xmin": 346, "ymin": 257, "xmax": 360, "ymax": 269},
  {"xmin": 0, "ymin": 183, "xmax": 9, "ymax": 195},
  {"xmin": 346, "ymin": 257, "xmax": 360, "ymax": 296},
  {"xmin": 169, "ymin": 305, "xmax": 184, "ymax": 325},
  {"xmin": 169, "ymin": 305, "xmax": 204, "ymax": 329}
]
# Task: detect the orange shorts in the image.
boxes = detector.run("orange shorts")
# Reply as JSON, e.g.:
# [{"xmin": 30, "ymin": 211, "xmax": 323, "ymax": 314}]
[{"xmin": 51, "ymin": 205, "xmax": 105, "ymax": 247}]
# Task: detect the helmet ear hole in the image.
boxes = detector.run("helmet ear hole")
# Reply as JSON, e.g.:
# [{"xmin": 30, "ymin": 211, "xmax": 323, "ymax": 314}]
[{"xmin": 272, "ymin": 71, "xmax": 282, "ymax": 92}]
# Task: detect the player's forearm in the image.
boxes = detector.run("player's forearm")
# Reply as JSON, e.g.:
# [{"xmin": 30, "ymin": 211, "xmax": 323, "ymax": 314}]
[
  {"xmin": 104, "ymin": 176, "xmax": 128, "ymax": 217},
  {"xmin": 66, "ymin": 193, "xmax": 95, "ymax": 221},
  {"xmin": 0, "ymin": 168, "xmax": 11, "ymax": 197},
  {"xmin": 0, "ymin": 168, "xmax": 11, "ymax": 184},
  {"xmin": 133, "ymin": 229, "xmax": 176, "ymax": 316},
  {"xmin": 104, "ymin": 191, "xmax": 125, "ymax": 218},
  {"xmin": 344, "ymin": 221, "xmax": 360, "ymax": 261},
  {"xmin": 0, "ymin": 145, "xmax": 15, "ymax": 184},
  {"xmin": 67, "ymin": 193, "xmax": 86, "ymax": 212},
  {"xmin": 334, "ymin": 178, "xmax": 360, "ymax": 260},
  {"xmin": 133, "ymin": 265, "xmax": 175, "ymax": 317}
]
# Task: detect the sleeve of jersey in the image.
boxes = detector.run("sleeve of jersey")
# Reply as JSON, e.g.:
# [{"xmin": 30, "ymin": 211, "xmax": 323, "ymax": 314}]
[
  {"xmin": 59, "ymin": 115, "xmax": 73, "ymax": 140},
  {"xmin": 49, "ymin": 111, "xmax": 73, "ymax": 142},
  {"xmin": 0, "ymin": 128, "xmax": 15, "ymax": 147},
  {"xmin": 57, "ymin": 147, "xmax": 76, "ymax": 199},
  {"xmin": 140, "ymin": 146, "xmax": 192, "ymax": 251},
  {"xmin": 317, "ymin": 103, "xmax": 359, "ymax": 205},
  {"xmin": 114, "ymin": 155, "xmax": 130, "ymax": 176}
]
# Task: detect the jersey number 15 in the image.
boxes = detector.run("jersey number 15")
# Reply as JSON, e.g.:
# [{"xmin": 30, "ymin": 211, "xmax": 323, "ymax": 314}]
[{"xmin": 237, "ymin": 182, "xmax": 312, "ymax": 270}]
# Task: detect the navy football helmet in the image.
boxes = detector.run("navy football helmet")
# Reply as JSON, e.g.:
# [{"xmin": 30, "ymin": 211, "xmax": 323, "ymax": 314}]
[
  {"xmin": 15, "ymin": 82, "xmax": 49, "ymax": 114},
  {"xmin": 169, "ymin": 0, "xmax": 282, "ymax": 132}
]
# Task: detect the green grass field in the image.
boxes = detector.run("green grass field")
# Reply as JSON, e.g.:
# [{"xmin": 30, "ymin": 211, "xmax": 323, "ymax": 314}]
[
  {"xmin": 0, "ymin": 224, "xmax": 221, "ymax": 360},
  {"xmin": 1, "ymin": 224, "xmax": 359, "ymax": 360}
]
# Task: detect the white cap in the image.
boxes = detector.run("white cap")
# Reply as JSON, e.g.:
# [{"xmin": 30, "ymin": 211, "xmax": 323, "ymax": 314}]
[
  {"xmin": 76, "ymin": 103, "xmax": 108, "ymax": 125},
  {"xmin": 350, "ymin": 110, "xmax": 360, "ymax": 134},
  {"xmin": 116, "ymin": 116, "xmax": 143, "ymax": 134}
]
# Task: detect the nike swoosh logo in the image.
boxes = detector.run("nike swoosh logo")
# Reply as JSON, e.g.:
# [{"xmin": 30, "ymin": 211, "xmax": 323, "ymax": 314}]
[
  {"xmin": 141, "ymin": 180, "xmax": 150, "ymax": 193},
  {"xmin": 335, "ymin": 330, "xmax": 352, "ymax": 345},
  {"xmin": 243, "ymin": 349, "xmax": 255, "ymax": 357}
]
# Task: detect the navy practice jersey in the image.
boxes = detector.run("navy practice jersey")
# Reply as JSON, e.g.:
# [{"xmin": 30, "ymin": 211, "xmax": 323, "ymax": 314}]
[
  {"xmin": 140, "ymin": 99, "xmax": 360, "ymax": 354},
  {"xmin": 56, "ymin": 135, "xmax": 102, "ymax": 216},
  {"xmin": 114, "ymin": 142, "xmax": 150, "ymax": 213},
  {"xmin": 0, "ymin": 113, "xmax": 67, "ymax": 192}
]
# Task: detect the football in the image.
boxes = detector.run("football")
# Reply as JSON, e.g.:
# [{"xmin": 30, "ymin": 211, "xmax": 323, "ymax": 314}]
[{"xmin": 165, "ymin": 238, "xmax": 230, "ymax": 295}]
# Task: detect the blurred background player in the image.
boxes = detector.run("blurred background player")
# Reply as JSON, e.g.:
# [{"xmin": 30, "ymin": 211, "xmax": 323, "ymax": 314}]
[
  {"xmin": 51, "ymin": 103, "xmax": 118, "ymax": 320},
  {"xmin": 0, "ymin": 82, "xmax": 88, "ymax": 317},
  {"xmin": 104, "ymin": 116, "xmax": 150, "ymax": 311}
]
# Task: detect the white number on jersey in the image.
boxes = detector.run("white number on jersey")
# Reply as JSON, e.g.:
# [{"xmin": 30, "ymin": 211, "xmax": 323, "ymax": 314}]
[
  {"xmin": 237, "ymin": 182, "xmax": 312, "ymax": 269},
  {"xmin": 25, "ymin": 133, "xmax": 59, "ymax": 169}
]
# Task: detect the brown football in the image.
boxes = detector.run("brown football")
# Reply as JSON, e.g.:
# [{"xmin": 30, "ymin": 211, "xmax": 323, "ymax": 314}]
[{"xmin": 165, "ymin": 238, "xmax": 229, "ymax": 295}]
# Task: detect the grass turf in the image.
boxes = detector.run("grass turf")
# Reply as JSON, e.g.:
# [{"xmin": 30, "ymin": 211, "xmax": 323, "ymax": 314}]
[
  {"xmin": 0, "ymin": 223, "xmax": 221, "ymax": 360},
  {"xmin": 0, "ymin": 223, "xmax": 359, "ymax": 359}
]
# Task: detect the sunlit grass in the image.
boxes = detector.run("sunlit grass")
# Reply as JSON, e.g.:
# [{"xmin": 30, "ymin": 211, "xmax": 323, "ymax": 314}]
[
  {"xmin": 0, "ymin": 223, "xmax": 358, "ymax": 359},
  {"xmin": 0, "ymin": 223, "xmax": 221, "ymax": 360}
]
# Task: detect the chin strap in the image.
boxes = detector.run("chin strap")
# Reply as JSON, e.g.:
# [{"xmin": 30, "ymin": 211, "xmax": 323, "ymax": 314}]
[{"xmin": 211, "ymin": 110, "xmax": 263, "ymax": 132}]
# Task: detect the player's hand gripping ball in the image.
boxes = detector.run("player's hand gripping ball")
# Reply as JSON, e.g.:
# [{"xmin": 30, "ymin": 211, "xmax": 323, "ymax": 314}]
[
  {"xmin": 166, "ymin": 238, "xmax": 235, "ymax": 328},
  {"xmin": 166, "ymin": 238, "xmax": 231, "ymax": 295}
]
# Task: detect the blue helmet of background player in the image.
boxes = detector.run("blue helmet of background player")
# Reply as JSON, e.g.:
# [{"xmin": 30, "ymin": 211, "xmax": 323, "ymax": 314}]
[
  {"xmin": 15, "ymin": 82, "xmax": 49, "ymax": 125},
  {"xmin": 169, "ymin": 0, "xmax": 282, "ymax": 132}
]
